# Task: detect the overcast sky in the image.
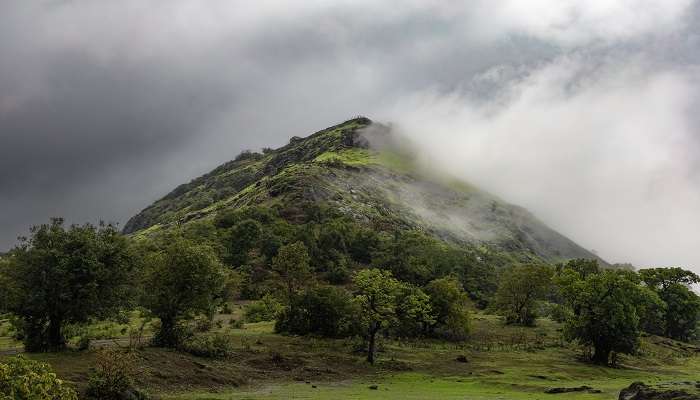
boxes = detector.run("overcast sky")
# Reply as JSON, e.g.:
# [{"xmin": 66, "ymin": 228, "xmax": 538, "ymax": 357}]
[{"xmin": 1, "ymin": 1, "xmax": 699, "ymax": 271}]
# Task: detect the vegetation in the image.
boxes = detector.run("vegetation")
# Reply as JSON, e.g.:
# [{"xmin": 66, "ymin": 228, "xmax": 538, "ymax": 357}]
[
  {"xmin": 353, "ymin": 269, "xmax": 401, "ymax": 363},
  {"xmin": 0, "ymin": 119, "xmax": 699, "ymax": 398},
  {"xmin": 0, "ymin": 219, "xmax": 135, "ymax": 352},
  {"xmin": 424, "ymin": 277, "xmax": 470, "ymax": 339},
  {"xmin": 494, "ymin": 264, "xmax": 552, "ymax": 326},
  {"xmin": 141, "ymin": 237, "xmax": 225, "ymax": 347},
  {"xmin": 85, "ymin": 349, "xmax": 144, "ymax": 400},
  {"xmin": 0, "ymin": 356, "xmax": 77, "ymax": 399}
]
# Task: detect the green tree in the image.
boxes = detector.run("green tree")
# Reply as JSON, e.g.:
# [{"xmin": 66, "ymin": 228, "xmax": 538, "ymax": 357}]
[
  {"xmin": 276, "ymin": 285, "xmax": 358, "ymax": 338},
  {"xmin": 141, "ymin": 238, "xmax": 224, "ymax": 347},
  {"xmin": 424, "ymin": 277, "xmax": 471, "ymax": 339},
  {"xmin": 560, "ymin": 259, "xmax": 600, "ymax": 279},
  {"xmin": 562, "ymin": 271, "xmax": 644, "ymax": 364},
  {"xmin": 225, "ymin": 219, "xmax": 262, "ymax": 266},
  {"xmin": 272, "ymin": 242, "xmax": 312, "ymax": 301},
  {"xmin": 494, "ymin": 264, "xmax": 552, "ymax": 326},
  {"xmin": 392, "ymin": 284, "xmax": 435, "ymax": 338},
  {"xmin": 660, "ymin": 283, "xmax": 700, "ymax": 341},
  {"xmin": 0, "ymin": 218, "xmax": 135, "ymax": 352},
  {"xmin": 352, "ymin": 269, "xmax": 401, "ymax": 363},
  {"xmin": 640, "ymin": 267, "xmax": 700, "ymax": 341},
  {"xmin": 372, "ymin": 231, "xmax": 451, "ymax": 285}
]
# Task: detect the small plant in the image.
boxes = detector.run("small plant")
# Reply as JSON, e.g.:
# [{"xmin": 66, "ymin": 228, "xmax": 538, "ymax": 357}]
[
  {"xmin": 229, "ymin": 318, "xmax": 244, "ymax": 329},
  {"xmin": 220, "ymin": 302, "xmax": 233, "ymax": 314},
  {"xmin": 0, "ymin": 356, "xmax": 78, "ymax": 399},
  {"xmin": 86, "ymin": 349, "xmax": 145, "ymax": 400},
  {"xmin": 244, "ymin": 294, "xmax": 283, "ymax": 323},
  {"xmin": 77, "ymin": 335, "xmax": 91, "ymax": 351},
  {"xmin": 180, "ymin": 332, "xmax": 235, "ymax": 358},
  {"xmin": 195, "ymin": 317, "xmax": 213, "ymax": 332}
]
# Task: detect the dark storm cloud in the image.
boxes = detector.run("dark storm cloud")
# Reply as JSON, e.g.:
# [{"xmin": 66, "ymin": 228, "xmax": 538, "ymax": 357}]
[{"xmin": 1, "ymin": 0, "xmax": 699, "ymax": 274}]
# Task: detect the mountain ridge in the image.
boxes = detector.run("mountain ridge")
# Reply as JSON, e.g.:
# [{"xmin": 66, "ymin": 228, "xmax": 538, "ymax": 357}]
[{"xmin": 124, "ymin": 117, "xmax": 602, "ymax": 264}]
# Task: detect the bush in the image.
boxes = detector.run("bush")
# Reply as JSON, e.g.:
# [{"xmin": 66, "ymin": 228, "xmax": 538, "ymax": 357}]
[
  {"xmin": 77, "ymin": 335, "xmax": 91, "ymax": 351},
  {"xmin": 0, "ymin": 356, "xmax": 78, "ymax": 399},
  {"xmin": 244, "ymin": 295, "xmax": 283, "ymax": 323},
  {"xmin": 195, "ymin": 317, "xmax": 213, "ymax": 332},
  {"xmin": 180, "ymin": 332, "xmax": 235, "ymax": 358},
  {"xmin": 275, "ymin": 286, "xmax": 358, "ymax": 338},
  {"xmin": 542, "ymin": 303, "xmax": 572, "ymax": 323},
  {"xmin": 86, "ymin": 349, "xmax": 146, "ymax": 400}
]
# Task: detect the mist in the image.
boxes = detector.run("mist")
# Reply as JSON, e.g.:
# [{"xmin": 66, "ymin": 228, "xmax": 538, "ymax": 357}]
[{"xmin": 380, "ymin": 52, "xmax": 700, "ymax": 270}]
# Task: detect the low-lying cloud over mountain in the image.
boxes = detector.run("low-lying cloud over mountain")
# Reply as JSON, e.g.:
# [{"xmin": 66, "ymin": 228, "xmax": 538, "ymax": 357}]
[{"xmin": 1, "ymin": 1, "xmax": 699, "ymax": 271}]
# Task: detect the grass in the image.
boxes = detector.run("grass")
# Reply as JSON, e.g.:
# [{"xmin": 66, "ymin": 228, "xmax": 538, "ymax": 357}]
[{"xmin": 2, "ymin": 309, "xmax": 700, "ymax": 399}]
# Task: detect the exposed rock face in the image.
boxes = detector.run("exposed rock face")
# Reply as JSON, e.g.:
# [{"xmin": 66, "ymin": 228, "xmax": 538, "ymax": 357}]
[{"xmin": 619, "ymin": 382, "xmax": 700, "ymax": 400}]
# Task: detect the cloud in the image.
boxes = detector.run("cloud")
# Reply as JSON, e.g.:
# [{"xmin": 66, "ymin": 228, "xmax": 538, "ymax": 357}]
[
  {"xmin": 0, "ymin": 0, "xmax": 698, "ymax": 275},
  {"xmin": 381, "ymin": 52, "xmax": 700, "ymax": 269}
]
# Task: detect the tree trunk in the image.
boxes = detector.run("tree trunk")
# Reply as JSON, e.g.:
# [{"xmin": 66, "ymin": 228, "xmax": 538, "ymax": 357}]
[
  {"xmin": 47, "ymin": 317, "xmax": 65, "ymax": 351},
  {"xmin": 367, "ymin": 323, "xmax": 378, "ymax": 364},
  {"xmin": 157, "ymin": 316, "xmax": 179, "ymax": 348},
  {"xmin": 591, "ymin": 346, "xmax": 610, "ymax": 365}
]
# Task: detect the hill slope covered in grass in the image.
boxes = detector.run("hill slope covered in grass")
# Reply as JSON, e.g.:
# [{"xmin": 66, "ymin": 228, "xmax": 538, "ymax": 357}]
[{"xmin": 124, "ymin": 117, "xmax": 600, "ymax": 265}]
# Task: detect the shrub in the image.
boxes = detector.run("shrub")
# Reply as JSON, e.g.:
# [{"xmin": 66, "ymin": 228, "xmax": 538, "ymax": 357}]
[
  {"xmin": 229, "ymin": 318, "xmax": 244, "ymax": 329},
  {"xmin": 424, "ymin": 277, "xmax": 471, "ymax": 340},
  {"xmin": 77, "ymin": 335, "xmax": 91, "ymax": 351},
  {"xmin": 86, "ymin": 349, "xmax": 145, "ymax": 400},
  {"xmin": 195, "ymin": 317, "xmax": 213, "ymax": 332},
  {"xmin": 275, "ymin": 286, "xmax": 358, "ymax": 337},
  {"xmin": 244, "ymin": 295, "xmax": 283, "ymax": 323},
  {"xmin": 0, "ymin": 356, "xmax": 78, "ymax": 399},
  {"xmin": 180, "ymin": 332, "xmax": 235, "ymax": 358},
  {"xmin": 543, "ymin": 303, "xmax": 573, "ymax": 323}
]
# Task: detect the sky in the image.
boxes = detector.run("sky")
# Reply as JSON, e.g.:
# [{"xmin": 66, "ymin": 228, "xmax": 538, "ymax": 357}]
[{"xmin": 1, "ymin": 1, "xmax": 699, "ymax": 271}]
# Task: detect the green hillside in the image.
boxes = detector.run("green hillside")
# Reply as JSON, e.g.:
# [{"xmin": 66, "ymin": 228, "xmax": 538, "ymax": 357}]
[{"xmin": 124, "ymin": 117, "xmax": 599, "ymax": 265}]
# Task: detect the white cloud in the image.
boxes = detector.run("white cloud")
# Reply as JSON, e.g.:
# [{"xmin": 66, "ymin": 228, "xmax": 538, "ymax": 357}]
[{"xmin": 381, "ymin": 53, "xmax": 700, "ymax": 269}]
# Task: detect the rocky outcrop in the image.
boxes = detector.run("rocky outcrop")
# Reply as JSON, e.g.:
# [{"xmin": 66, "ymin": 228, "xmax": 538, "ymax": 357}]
[{"xmin": 619, "ymin": 382, "xmax": 700, "ymax": 400}]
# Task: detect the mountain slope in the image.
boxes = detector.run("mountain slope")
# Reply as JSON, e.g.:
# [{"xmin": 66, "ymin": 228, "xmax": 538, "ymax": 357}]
[{"xmin": 124, "ymin": 117, "xmax": 600, "ymax": 263}]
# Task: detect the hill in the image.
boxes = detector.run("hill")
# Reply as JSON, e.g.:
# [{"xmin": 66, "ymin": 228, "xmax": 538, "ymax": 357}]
[{"xmin": 124, "ymin": 117, "xmax": 599, "ymax": 265}]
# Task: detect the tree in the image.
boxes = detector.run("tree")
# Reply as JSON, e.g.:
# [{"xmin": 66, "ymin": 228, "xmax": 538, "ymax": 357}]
[
  {"xmin": 371, "ymin": 231, "xmax": 451, "ymax": 285},
  {"xmin": 1, "ymin": 218, "xmax": 135, "ymax": 352},
  {"xmin": 659, "ymin": 283, "xmax": 700, "ymax": 341},
  {"xmin": 640, "ymin": 267, "xmax": 700, "ymax": 341},
  {"xmin": 562, "ymin": 271, "xmax": 644, "ymax": 364},
  {"xmin": 352, "ymin": 269, "xmax": 400, "ymax": 363},
  {"xmin": 494, "ymin": 264, "xmax": 552, "ymax": 326},
  {"xmin": 224, "ymin": 219, "xmax": 262, "ymax": 266},
  {"xmin": 272, "ymin": 242, "xmax": 312, "ymax": 301},
  {"xmin": 639, "ymin": 267, "xmax": 700, "ymax": 289},
  {"xmin": 141, "ymin": 238, "xmax": 224, "ymax": 347},
  {"xmin": 560, "ymin": 259, "xmax": 600, "ymax": 279},
  {"xmin": 275, "ymin": 285, "xmax": 358, "ymax": 337},
  {"xmin": 424, "ymin": 277, "xmax": 470, "ymax": 339},
  {"xmin": 392, "ymin": 284, "xmax": 435, "ymax": 338}
]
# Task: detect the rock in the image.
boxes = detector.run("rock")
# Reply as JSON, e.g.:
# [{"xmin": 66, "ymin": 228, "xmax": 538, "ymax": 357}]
[
  {"xmin": 545, "ymin": 386, "xmax": 593, "ymax": 394},
  {"xmin": 618, "ymin": 382, "xmax": 700, "ymax": 400},
  {"xmin": 455, "ymin": 355, "xmax": 469, "ymax": 363}
]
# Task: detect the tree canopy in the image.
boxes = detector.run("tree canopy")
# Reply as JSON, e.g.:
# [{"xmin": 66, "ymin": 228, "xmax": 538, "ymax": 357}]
[{"xmin": 0, "ymin": 218, "xmax": 135, "ymax": 352}]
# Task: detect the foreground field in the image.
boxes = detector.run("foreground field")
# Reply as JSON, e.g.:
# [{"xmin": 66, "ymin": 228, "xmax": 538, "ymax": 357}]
[{"xmin": 2, "ymin": 310, "xmax": 700, "ymax": 399}]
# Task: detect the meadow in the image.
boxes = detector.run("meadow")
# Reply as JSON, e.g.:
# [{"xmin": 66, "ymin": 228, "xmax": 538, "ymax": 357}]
[{"xmin": 2, "ymin": 306, "xmax": 699, "ymax": 399}]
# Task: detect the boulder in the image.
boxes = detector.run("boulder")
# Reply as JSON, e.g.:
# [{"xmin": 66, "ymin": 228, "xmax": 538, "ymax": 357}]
[{"xmin": 619, "ymin": 382, "xmax": 700, "ymax": 400}]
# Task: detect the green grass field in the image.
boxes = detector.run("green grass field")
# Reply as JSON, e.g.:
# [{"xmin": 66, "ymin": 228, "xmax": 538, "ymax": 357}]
[{"xmin": 2, "ymin": 308, "xmax": 699, "ymax": 399}]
